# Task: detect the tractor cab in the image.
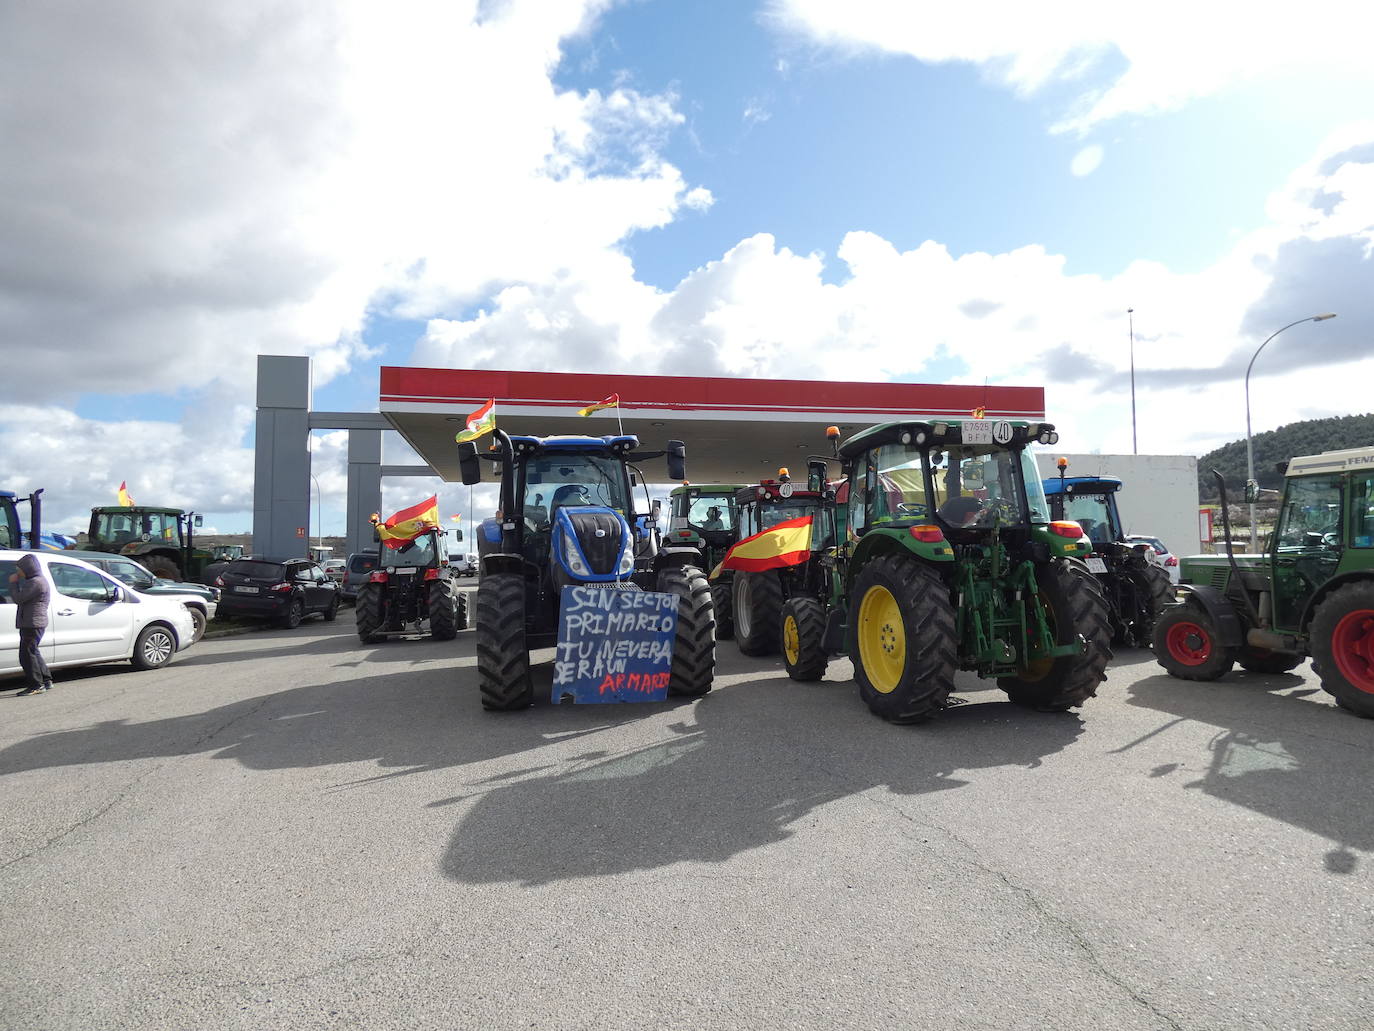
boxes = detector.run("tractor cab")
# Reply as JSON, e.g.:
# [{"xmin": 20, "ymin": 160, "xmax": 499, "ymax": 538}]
[
  {"xmin": 86, "ymin": 506, "xmax": 207, "ymax": 581},
  {"xmin": 668, "ymin": 484, "xmax": 743, "ymax": 563},
  {"xmin": 1043, "ymin": 475, "xmax": 1123, "ymax": 548},
  {"xmin": 1, "ymin": 488, "xmax": 46, "ymax": 551},
  {"xmin": 0, "ymin": 491, "xmax": 21, "ymax": 550}
]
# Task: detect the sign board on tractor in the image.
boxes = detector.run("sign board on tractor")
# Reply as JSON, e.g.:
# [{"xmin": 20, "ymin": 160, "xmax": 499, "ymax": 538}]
[{"xmin": 553, "ymin": 586, "xmax": 678, "ymax": 703}]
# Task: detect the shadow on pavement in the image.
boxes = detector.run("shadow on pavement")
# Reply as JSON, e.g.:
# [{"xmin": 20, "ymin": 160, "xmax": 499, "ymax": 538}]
[{"xmin": 1124, "ymin": 672, "xmax": 1374, "ymax": 874}]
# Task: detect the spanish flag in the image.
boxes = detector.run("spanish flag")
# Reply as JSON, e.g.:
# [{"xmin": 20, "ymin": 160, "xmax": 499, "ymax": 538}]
[
  {"xmin": 577, "ymin": 392, "xmax": 619, "ymax": 417},
  {"xmin": 454, "ymin": 399, "xmax": 496, "ymax": 443},
  {"xmin": 375, "ymin": 495, "xmax": 440, "ymax": 549},
  {"xmin": 719, "ymin": 515, "xmax": 813, "ymax": 573},
  {"xmin": 970, "ymin": 406, "xmax": 986, "ymax": 419},
  {"xmin": 117, "ymin": 481, "xmax": 134, "ymax": 507}
]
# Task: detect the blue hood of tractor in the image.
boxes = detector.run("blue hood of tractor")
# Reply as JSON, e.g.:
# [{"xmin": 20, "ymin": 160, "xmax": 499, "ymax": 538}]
[{"xmin": 551, "ymin": 505, "xmax": 634, "ymax": 582}]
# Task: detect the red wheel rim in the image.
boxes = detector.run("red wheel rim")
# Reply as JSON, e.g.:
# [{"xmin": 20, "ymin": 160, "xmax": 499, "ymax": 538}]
[
  {"xmin": 1166, "ymin": 621, "xmax": 1212, "ymax": 666},
  {"xmin": 1331, "ymin": 608, "xmax": 1374, "ymax": 694}
]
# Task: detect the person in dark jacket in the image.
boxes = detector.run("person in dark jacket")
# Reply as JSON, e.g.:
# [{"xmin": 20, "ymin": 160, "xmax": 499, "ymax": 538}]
[{"xmin": 9, "ymin": 554, "xmax": 53, "ymax": 695}]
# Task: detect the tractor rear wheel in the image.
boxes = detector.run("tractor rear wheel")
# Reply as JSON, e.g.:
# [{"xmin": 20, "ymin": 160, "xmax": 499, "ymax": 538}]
[
  {"xmin": 1237, "ymin": 646, "xmax": 1304, "ymax": 675},
  {"xmin": 355, "ymin": 583, "xmax": 384, "ymax": 644},
  {"xmin": 781, "ymin": 597, "xmax": 827, "ymax": 682},
  {"xmin": 711, "ymin": 580, "xmax": 734, "ymax": 640},
  {"xmin": 476, "ymin": 573, "xmax": 533, "ymax": 711},
  {"xmin": 849, "ymin": 555, "xmax": 956, "ymax": 723},
  {"xmin": 429, "ymin": 578, "xmax": 458, "ymax": 640},
  {"xmin": 143, "ymin": 555, "xmax": 180, "ymax": 580},
  {"xmin": 733, "ymin": 570, "xmax": 782, "ymax": 655},
  {"xmin": 1152, "ymin": 603, "xmax": 1234, "ymax": 681},
  {"xmin": 659, "ymin": 565, "xmax": 715, "ymax": 697},
  {"xmin": 456, "ymin": 590, "xmax": 469, "ymax": 631},
  {"xmin": 1310, "ymin": 582, "xmax": 1374, "ymax": 718},
  {"xmin": 999, "ymin": 560, "xmax": 1112, "ymax": 710}
]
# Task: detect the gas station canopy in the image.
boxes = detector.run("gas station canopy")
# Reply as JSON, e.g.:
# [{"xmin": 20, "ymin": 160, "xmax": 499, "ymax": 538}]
[{"xmin": 380, "ymin": 367, "xmax": 1046, "ymax": 483}]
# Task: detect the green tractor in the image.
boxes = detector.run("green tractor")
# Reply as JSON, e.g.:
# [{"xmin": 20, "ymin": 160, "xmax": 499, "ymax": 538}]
[
  {"xmin": 85, "ymin": 506, "xmax": 214, "ymax": 582},
  {"xmin": 667, "ymin": 483, "xmax": 743, "ymax": 634},
  {"xmin": 784, "ymin": 419, "xmax": 1113, "ymax": 723},
  {"xmin": 1153, "ymin": 446, "xmax": 1374, "ymax": 716}
]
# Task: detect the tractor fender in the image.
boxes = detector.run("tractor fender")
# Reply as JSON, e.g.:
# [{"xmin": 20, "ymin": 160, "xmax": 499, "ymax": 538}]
[
  {"xmin": 653, "ymin": 547, "xmax": 701, "ymax": 572},
  {"xmin": 481, "ymin": 552, "xmax": 525, "ymax": 578},
  {"xmin": 1300, "ymin": 570, "xmax": 1374, "ymax": 632},
  {"xmin": 1174, "ymin": 583, "xmax": 1246, "ymax": 648}
]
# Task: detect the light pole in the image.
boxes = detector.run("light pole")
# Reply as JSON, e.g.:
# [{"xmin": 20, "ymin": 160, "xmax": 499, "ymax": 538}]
[
  {"xmin": 1245, "ymin": 312, "xmax": 1337, "ymax": 551},
  {"xmin": 1128, "ymin": 308, "xmax": 1137, "ymax": 454},
  {"xmin": 310, "ymin": 473, "xmax": 323, "ymax": 558}
]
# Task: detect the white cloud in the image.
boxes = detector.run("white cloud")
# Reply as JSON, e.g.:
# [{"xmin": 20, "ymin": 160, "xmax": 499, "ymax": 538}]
[
  {"xmin": 765, "ymin": 1, "xmax": 1372, "ymax": 134},
  {"xmin": 1070, "ymin": 144, "xmax": 1103, "ymax": 177}
]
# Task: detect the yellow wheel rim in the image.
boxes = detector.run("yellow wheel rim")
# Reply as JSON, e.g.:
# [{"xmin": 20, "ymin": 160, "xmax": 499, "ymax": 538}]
[
  {"xmin": 858, "ymin": 585, "xmax": 905, "ymax": 694},
  {"xmin": 783, "ymin": 612, "xmax": 800, "ymax": 665}
]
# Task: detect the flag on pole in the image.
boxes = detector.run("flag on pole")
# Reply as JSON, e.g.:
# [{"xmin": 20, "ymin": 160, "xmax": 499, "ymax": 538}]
[
  {"xmin": 449, "ymin": 514, "xmax": 462, "ymax": 523},
  {"xmin": 970, "ymin": 406, "xmax": 986, "ymax": 419},
  {"xmin": 117, "ymin": 481, "xmax": 134, "ymax": 507},
  {"xmin": 374, "ymin": 495, "xmax": 440, "ymax": 549},
  {"xmin": 717, "ymin": 516, "xmax": 813, "ymax": 574},
  {"xmin": 454, "ymin": 399, "xmax": 496, "ymax": 443},
  {"xmin": 577, "ymin": 392, "xmax": 619, "ymax": 417}
]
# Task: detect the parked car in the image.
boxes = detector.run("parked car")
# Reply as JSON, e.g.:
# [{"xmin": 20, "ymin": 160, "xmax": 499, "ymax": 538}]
[
  {"xmin": 214, "ymin": 557, "xmax": 341, "ymax": 628},
  {"xmin": 340, "ymin": 550, "xmax": 380, "ymax": 604},
  {"xmin": 1, "ymin": 549, "xmax": 197, "ymax": 682},
  {"xmin": 59, "ymin": 549, "xmax": 218, "ymax": 642},
  {"xmin": 449, "ymin": 552, "xmax": 478, "ymax": 576},
  {"xmin": 1125, "ymin": 534, "xmax": 1180, "ymax": 584},
  {"xmin": 323, "ymin": 558, "xmax": 347, "ymax": 582}
]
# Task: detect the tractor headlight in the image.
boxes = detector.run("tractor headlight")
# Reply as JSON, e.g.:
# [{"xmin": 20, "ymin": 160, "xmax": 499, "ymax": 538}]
[
  {"xmin": 561, "ymin": 528, "xmax": 590, "ymax": 576},
  {"xmin": 617, "ymin": 539, "xmax": 634, "ymax": 575}
]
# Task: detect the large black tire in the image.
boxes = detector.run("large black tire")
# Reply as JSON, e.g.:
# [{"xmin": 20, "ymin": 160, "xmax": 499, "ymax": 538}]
[
  {"xmin": 733, "ymin": 570, "xmax": 782, "ymax": 656},
  {"xmin": 321, "ymin": 593, "xmax": 339, "ymax": 623},
  {"xmin": 187, "ymin": 606, "xmax": 207, "ymax": 643},
  {"xmin": 131, "ymin": 624, "xmax": 177, "ymax": 670},
  {"xmin": 429, "ymin": 579, "xmax": 458, "ymax": 640},
  {"xmin": 999, "ymin": 560, "xmax": 1112, "ymax": 710},
  {"xmin": 1310, "ymin": 581, "xmax": 1374, "ymax": 718},
  {"xmin": 849, "ymin": 555, "xmax": 956, "ymax": 723},
  {"xmin": 476, "ymin": 573, "xmax": 533, "ymax": 711},
  {"xmin": 143, "ymin": 555, "xmax": 180, "ymax": 580},
  {"xmin": 659, "ymin": 565, "xmax": 716, "ymax": 697},
  {"xmin": 711, "ymin": 580, "xmax": 735, "ymax": 641},
  {"xmin": 781, "ymin": 596, "xmax": 828, "ymax": 682},
  {"xmin": 1152, "ymin": 602, "xmax": 1235, "ymax": 681},
  {"xmin": 355, "ymin": 583, "xmax": 384, "ymax": 644},
  {"xmin": 1237, "ymin": 647, "xmax": 1304, "ymax": 674},
  {"xmin": 278, "ymin": 594, "xmax": 305, "ymax": 630},
  {"xmin": 456, "ymin": 590, "xmax": 470, "ymax": 631}
]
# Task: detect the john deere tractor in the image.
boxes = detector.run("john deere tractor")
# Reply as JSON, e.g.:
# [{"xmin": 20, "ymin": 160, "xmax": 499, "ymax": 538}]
[
  {"xmin": 458, "ymin": 430, "xmax": 715, "ymax": 711},
  {"xmin": 1154, "ymin": 447, "xmax": 1374, "ymax": 716},
  {"xmin": 667, "ymin": 483, "xmax": 742, "ymax": 635},
  {"xmin": 782, "ymin": 419, "xmax": 1113, "ymax": 723},
  {"xmin": 1043, "ymin": 465, "xmax": 1172, "ymax": 647},
  {"xmin": 85, "ymin": 506, "xmax": 213, "ymax": 581},
  {"xmin": 354, "ymin": 526, "xmax": 464, "ymax": 644}
]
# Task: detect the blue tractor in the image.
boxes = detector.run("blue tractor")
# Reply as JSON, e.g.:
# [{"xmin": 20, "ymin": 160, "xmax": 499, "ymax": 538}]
[
  {"xmin": 1043, "ymin": 466, "xmax": 1172, "ymax": 647},
  {"xmin": 458, "ymin": 431, "xmax": 715, "ymax": 710},
  {"xmin": 1, "ymin": 488, "xmax": 70, "ymax": 551}
]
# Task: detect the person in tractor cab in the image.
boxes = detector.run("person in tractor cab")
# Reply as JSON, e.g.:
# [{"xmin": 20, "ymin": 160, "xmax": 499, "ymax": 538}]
[
  {"xmin": 702, "ymin": 506, "xmax": 725, "ymax": 531},
  {"xmin": 937, "ymin": 494, "xmax": 983, "ymax": 527}
]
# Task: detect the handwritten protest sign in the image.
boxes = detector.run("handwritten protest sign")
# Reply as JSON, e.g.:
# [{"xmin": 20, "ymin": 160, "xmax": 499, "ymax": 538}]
[{"xmin": 553, "ymin": 586, "xmax": 678, "ymax": 703}]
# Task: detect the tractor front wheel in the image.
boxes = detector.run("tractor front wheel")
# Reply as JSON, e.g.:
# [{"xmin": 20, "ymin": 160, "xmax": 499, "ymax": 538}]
[
  {"xmin": 143, "ymin": 555, "xmax": 180, "ymax": 580},
  {"xmin": 476, "ymin": 573, "xmax": 533, "ymax": 711},
  {"xmin": 1237, "ymin": 646, "xmax": 1304, "ymax": 675},
  {"xmin": 1152, "ymin": 603, "xmax": 1234, "ymax": 681},
  {"xmin": 711, "ymin": 580, "xmax": 734, "ymax": 640},
  {"xmin": 849, "ymin": 556, "xmax": 956, "ymax": 723},
  {"xmin": 733, "ymin": 570, "xmax": 782, "ymax": 656},
  {"xmin": 1310, "ymin": 582, "xmax": 1374, "ymax": 718},
  {"xmin": 999, "ymin": 561, "xmax": 1112, "ymax": 710},
  {"xmin": 781, "ymin": 597, "xmax": 827, "ymax": 682},
  {"xmin": 429, "ymin": 578, "xmax": 459, "ymax": 640},
  {"xmin": 355, "ymin": 583, "xmax": 384, "ymax": 644},
  {"xmin": 659, "ymin": 565, "xmax": 715, "ymax": 697}
]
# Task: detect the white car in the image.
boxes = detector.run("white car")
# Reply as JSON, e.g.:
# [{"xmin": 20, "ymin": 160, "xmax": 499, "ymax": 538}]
[
  {"xmin": 1125, "ymin": 535, "xmax": 1181, "ymax": 584},
  {"xmin": 1, "ymin": 550, "xmax": 198, "ymax": 683}
]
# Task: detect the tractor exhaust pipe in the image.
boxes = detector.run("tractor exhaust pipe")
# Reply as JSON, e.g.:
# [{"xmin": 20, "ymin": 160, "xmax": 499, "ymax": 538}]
[
  {"xmin": 26, "ymin": 488, "xmax": 43, "ymax": 551},
  {"xmin": 1211, "ymin": 469, "xmax": 1262, "ymax": 627}
]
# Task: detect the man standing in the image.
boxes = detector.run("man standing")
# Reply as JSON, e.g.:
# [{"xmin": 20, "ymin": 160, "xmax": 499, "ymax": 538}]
[{"xmin": 9, "ymin": 554, "xmax": 53, "ymax": 696}]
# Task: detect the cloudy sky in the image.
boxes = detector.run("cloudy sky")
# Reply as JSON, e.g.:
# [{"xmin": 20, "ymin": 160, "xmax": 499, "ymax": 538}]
[{"xmin": 3, "ymin": 0, "xmax": 1371, "ymax": 535}]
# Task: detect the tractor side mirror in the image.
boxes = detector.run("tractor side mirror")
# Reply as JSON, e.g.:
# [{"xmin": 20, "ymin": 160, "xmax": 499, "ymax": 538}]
[
  {"xmin": 807, "ymin": 460, "xmax": 828, "ymax": 494},
  {"xmin": 458, "ymin": 442, "xmax": 481, "ymax": 485},
  {"xmin": 630, "ymin": 472, "xmax": 638, "ymax": 487},
  {"xmin": 1244, "ymin": 479, "xmax": 1259, "ymax": 505},
  {"xmin": 452, "ymin": 528, "xmax": 463, "ymax": 542},
  {"xmin": 665, "ymin": 440, "xmax": 686, "ymax": 482},
  {"xmin": 193, "ymin": 514, "xmax": 203, "ymax": 528}
]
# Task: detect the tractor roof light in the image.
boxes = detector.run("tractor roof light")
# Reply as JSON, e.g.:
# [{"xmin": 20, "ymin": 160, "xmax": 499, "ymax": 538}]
[
  {"xmin": 1056, "ymin": 457, "xmax": 1069, "ymax": 470},
  {"xmin": 909, "ymin": 524, "xmax": 945, "ymax": 544},
  {"xmin": 825, "ymin": 425, "xmax": 840, "ymax": 439},
  {"xmin": 778, "ymin": 467, "xmax": 790, "ymax": 481},
  {"xmin": 932, "ymin": 422, "xmax": 948, "ymax": 438},
  {"xmin": 1048, "ymin": 521, "xmax": 1085, "ymax": 539}
]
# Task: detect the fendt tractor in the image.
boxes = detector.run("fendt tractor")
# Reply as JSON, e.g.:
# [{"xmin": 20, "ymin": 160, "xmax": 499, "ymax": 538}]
[
  {"xmin": 1043, "ymin": 464, "xmax": 1172, "ymax": 647},
  {"xmin": 458, "ymin": 430, "xmax": 715, "ymax": 711},
  {"xmin": 667, "ymin": 483, "xmax": 742, "ymax": 635},
  {"xmin": 354, "ymin": 525, "xmax": 465, "ymax": 644},
  {"xmin": 1154, "ymin": 447, "xmax": 1374, "ymax": 716},
  {"xmin": 85, "ymin": 505, "xmax": 214, "ymax": 582},
  {"xmin": 783, "ymin": 419, "xmax": 1113, "ymax": 723},
  {"xmin": 722, "ymin": 468, "xmax": 839, "ymax": 655}
]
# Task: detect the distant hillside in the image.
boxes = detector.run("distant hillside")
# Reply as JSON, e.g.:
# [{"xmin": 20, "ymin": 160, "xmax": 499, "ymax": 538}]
[{"xmin": 1198, "ymin": 413, "xmax": 1374, "ymax": 500}]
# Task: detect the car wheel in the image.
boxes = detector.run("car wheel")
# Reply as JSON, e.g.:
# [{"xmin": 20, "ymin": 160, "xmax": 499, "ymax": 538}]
[
  {"xmin": 132, "ymin": 624, "xmax": 177, "ymax": 670},
  {"xmin": 188, "ymin": 607, "xmax": 207, "ymax": 643},
  {"xmin": 279, "ymin": 595, "xmax": 305, "ymax": 630},
  {"xmin": 322, "ymin": 594, "xmax": 339, "ymax": 622}
]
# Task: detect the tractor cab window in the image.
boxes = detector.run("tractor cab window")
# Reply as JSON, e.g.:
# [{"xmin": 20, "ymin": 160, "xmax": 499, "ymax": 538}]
[
  {"xmin": 390, "ymin": 534, "xmax": 437, "ymax": 567},
  {"xmin": 870, "ymin": 445, "xmax": 929, "ymax": 524},
  {"xmin": 95, "ymin": 510, "xmax": 180, "ymax": 544},
  {"xmin": 687, "ymin": 496, "xmax": 734, "ymax": 532},
  {"xmin": 1275, "ymin": 475, "xmax": 1343, "ymax": 551},
  {"xmin": 1351, "ymin": 476, "xmax": 1374, "ymax": 549},
  {"xmin": 1059, "ymin": 491, "xmax": 1116, "ymax": 546},
  {"xmin": 928, "ymin": 445, "xmax": 1036, "ymax": 530},
  {"xmin": 522, "ymin": 455, "xmax": 628, "ymax": 528}
]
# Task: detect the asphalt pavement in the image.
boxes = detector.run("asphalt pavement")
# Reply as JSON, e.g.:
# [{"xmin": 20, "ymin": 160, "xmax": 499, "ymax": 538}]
[{"xmin": 2, "ymin": 598, "xmax": 1372, "ymax": 1030}]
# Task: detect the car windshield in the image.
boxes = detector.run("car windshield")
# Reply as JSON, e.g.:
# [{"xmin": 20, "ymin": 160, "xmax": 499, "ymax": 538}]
[
  {"xmin": 1060, "ymin": 491, "xmax": 1117, "ymax": 546},
  {"xmin": 349, "ymin": 554, "xmax": 378, "ymax": 573},
  {"xmin": 522, "ymin": 454, "xmax": 628, "ymax": 523},
  {"xmin": 107, "ymin": 561, "xmax": 157, "ymax": 589},
  {"xmin": 94, "ymin": 510, "xmax": 180, "ymax": 544},
  {"xmin": 388, "ymin": 534, "xmax": 437, "ymax": 566},
  {"xmin": 228, "ymin": 560, "xmax": 286, "ymax": 580}
]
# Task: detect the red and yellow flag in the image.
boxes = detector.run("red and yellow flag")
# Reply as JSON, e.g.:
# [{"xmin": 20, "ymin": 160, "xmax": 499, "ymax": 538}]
[
  {"xmin": 719, "ymin": 515, "xmax": 813, "ymax": 574},
  {"xmin": 970, "ymin": 405, "xmax": 986, "ymax": 419},
  {"xmin": 375, "ymin": 495, "xmax": 440, "ymax": 549},
  {"xmin": 117, "ymin": 481, "xmax": 134, "ymax": 507},
  {"xmin": 577, "ymin": 392, "xmax": 619, "ymax": 417},
  {"xmin": 455, "ymin": 399, "xmax": 496, "ymax": 443}
]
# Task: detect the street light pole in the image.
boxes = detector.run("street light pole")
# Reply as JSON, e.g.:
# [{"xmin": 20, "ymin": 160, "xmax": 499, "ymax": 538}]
[
  {"xmin": 310, "ymin": 473, "xmax": 323, "ymax": 559},
  {"xmin": 1245, "ymin": 312, "xmax": 1337, "ymax": 551},
  {"xmin": 1128, "ymin": 308, "xmax": 1137, "ymax": 455}
]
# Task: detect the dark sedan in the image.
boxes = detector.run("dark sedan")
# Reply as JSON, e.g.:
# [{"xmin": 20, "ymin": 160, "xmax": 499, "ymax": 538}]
[{"xmin": 214, "ymin": 557, "xmax": 340, "ymax": 628}]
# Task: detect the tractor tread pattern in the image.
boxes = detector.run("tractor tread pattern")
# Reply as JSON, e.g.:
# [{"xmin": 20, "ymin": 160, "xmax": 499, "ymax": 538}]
[
  {"xmin": 1310, "ymin": 581, "xmax": 1374, "ymax": 718},
  {"xmin": 735, "ymin": 570, "xmax": 783, "ymax": 656},
  {"xmin": 660, "ymin": 565, "xmax": 716, "ymax": 697},
  {"xmin": 1152, "ymin": 603, "xmax": 1235, "ymax": 681},
  {"xmin": 711, "ymin": 580, "xmax": 734, "ymax": 641},
  {"xmin": 429, "ymin": 578, "xmax": 458, "ymax": 640},
  {"xmin": 999, "ymin": 560, "xmax": 1113, "ymax": 710},
  {"xmin": 476, "ymin": 573, "xmax": 533, "ymax": 711},
  {"xmin": 456, "ymin": 590, "xmax": 470, "ymax": 631},
  {"xmin": 355, "ymin": 583, "xmax": 384, "ymax": 644},
  {"xmin": 782, "ymin": 596, "xmax": 828, "ymax": 681}
]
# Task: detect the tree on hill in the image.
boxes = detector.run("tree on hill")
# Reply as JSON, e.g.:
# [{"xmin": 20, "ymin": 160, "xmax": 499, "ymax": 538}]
[{"xmin": 1198, "ymin": 413, "xmax": 1374, "ymax": 500}]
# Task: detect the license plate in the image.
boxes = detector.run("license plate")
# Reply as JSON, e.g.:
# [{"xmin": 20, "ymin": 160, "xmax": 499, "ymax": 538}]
[
  {"xmin": 234, "ymin": 585, "xmax": 261, "ymax": 594},
  {"xmin": 1085, "ymin": 557, "xmax": 1108, "ymax": 573},
  {"xmin": 396, "ymin": 567, "xmax": 416, "ymax": 574},
  {"xmin": 961, "ymin": 419, "xmax": 994, "ymax": 444}
]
